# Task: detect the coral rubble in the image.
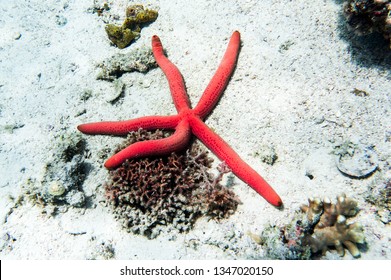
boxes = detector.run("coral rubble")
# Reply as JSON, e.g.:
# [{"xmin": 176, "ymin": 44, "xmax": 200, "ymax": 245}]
[
  {"xmin": 366, "ymin": 175, "xmax": 391, "ymax": 223},
  {"xmin": 104, "ymin": 129, "xmax": 240, "ymax": 239},
  {"xmin": 23, "ymin": 132, "xmax": 88, "ymax": 212},
  {"xmin": 96, "ymin": 46, "xmax": 156, "ymax": 80},
  {"xmin": 253, "ymin": 194, "xmax": 366, "ymax": 259},
  {"xmin": 88, "ymin": 0, "xmax": 110, "ymax": 16},
  {"xmin": 86, "ymin": 238, "xmax": 115, "ymax": 260},
  {"xmin": 105, "ymin": 5, "xmax": 158, "ymax": 49},
  {"xmin": 344, "ymin": 0, "xmax": 391, "ymax": 47}
]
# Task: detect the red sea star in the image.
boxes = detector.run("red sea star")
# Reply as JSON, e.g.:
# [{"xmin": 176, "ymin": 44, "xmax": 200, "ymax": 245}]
[{"xmin": 77, "ymin": 31, "xmax": 283, "ymax": 207}]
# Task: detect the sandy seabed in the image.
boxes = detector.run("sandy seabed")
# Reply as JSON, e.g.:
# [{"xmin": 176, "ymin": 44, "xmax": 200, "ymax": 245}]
[{"xmin": 0, "ymin": 0, "xmax": 390, "ymax": 260}]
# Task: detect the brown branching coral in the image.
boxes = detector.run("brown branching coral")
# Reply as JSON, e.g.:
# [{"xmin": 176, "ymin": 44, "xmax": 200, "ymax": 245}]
[
  {"xmin": 300, "ymin": 194, "xmax": 365, "ymax": 258},
  {"xmin": 304, "ymin": 215, "xmax": 365, "ymax": 257},
  {"xmin": 301, "ymin": 195, "xmax": 359, "ymax": 229},
  {"xmin": 344, "ymin": 0, "xmax": 391, "ymax": 47},
  {"xmin": 254, "ymin": 194, "xmax": 366, "ymax": 259},
  {"xmin": 104, "ymin": 129, "xmax": 240, "ymax": 239}
]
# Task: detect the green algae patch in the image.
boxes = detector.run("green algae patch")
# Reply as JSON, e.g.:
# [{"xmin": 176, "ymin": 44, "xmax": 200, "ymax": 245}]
[
  {"xmin": 105, "ymin": 5, "xmax": 158, "ymax": 49},
  {"xmin": 105, "ymin": 24, "xmax": 139, "ymax": 49}
]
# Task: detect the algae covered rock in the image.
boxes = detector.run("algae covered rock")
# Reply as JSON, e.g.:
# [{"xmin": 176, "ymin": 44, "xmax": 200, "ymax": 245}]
[
  {"xmin": 105, "ymin": 24, "xmax": 139, "ymax": 49},
  {"xmin": 105, "ymin": 5, "xmax": 158, "ymax": 49},
  {"xmin": 123, "ymin": 5, "xmax": 158, "ymax": 27}
]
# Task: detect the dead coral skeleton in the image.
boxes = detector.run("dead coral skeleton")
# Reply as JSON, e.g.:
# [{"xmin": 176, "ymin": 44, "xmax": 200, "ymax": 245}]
[{"xmin": 104, "ymin": 129, "xmax": 240, "ymax": 239}]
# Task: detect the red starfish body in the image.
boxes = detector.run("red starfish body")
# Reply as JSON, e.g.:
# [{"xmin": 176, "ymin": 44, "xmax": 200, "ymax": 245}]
[{"xmin": 78, "ymin": 31, "xmax": 283, "ymax": 207}]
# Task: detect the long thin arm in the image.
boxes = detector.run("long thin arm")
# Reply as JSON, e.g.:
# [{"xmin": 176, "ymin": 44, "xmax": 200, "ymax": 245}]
[
  {"xmin": 152, "ymin": 35, "xmax": 191, "ymax": 113},
  {"xmin": 104, "ymin": 119, "xmax": 191, "ymax": 168},
  {"xmin": 77, "ymin": 115, "xmax": 180, "ymax": 135},
  {"xmin": 189, "ymin": 115, "xmax": 282, "ymax": 207},
  {"xmin": 193, "ymin": 31, "xmax": 241, "ymax": 119}
]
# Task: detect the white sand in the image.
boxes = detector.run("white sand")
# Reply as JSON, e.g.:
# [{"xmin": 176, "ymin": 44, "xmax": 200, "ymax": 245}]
[{"xmin": 1, "ymin": 0, "xmax": 390, "ymax": 259}]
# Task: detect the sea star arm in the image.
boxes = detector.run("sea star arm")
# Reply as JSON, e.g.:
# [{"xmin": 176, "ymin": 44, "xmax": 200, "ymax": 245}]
[
  {"xmin": 77, "ymin": 115, "xmax": 180, "ymax": 135},
  {"xmin": 104, "ymin": 119, "xmax": 191, "ymax": 168},
  {"xmin": 152, "ymin": 35, "xmax": 191, "ymax": 113},
  {"xmin": 193, "ymin": 31, "xmax": 241, "ymax": 120},
  {"xmin": 189, "ymin": 115, "xmax": 282, "ymax": 207}
]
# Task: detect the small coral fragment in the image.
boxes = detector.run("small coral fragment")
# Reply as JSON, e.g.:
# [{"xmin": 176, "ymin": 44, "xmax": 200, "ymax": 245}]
[
  {"xmin": 105, "ymin": 5, "xmax": 158, "ymax": 49},
  {"xmin": 88, "ymin": 0, "xmax": 110, "ymax": 16},
  {"xmin": 255, "ymin": 144, "xmax": 278, "ymax": 165},
  {"xmin": 253, "ymin": 194, "xmax": 365, "ymax": 259}
]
